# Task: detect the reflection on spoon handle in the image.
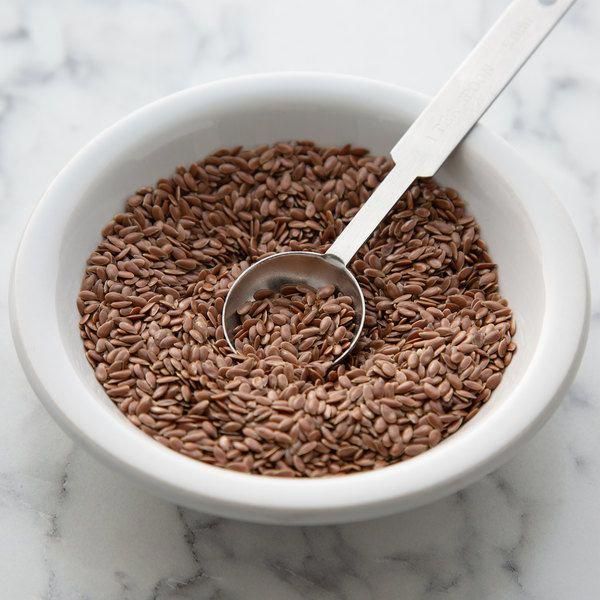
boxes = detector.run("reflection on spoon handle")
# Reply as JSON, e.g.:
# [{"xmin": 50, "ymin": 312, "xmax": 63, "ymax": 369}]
[{"xmin": 327, "ymin": 0, "xmax": 576, "ymax": 267}]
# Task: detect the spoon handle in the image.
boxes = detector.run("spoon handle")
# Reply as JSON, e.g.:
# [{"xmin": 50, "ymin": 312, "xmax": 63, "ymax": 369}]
[{"xmin": 327, "ymin": 0, "xmax": 576, "ymax": 266}]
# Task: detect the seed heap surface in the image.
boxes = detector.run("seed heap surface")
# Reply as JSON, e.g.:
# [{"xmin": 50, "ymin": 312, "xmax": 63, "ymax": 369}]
[
  {"xmin": 78, "ymin": 141, "xmax": 516, "ymax": 477},
  {"xmin": 233, "ymin": 284, "xmax": 357, "ymax": 364}
]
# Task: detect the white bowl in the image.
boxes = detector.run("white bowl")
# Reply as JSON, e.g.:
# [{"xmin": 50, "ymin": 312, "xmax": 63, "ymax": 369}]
[{"xmin": 10, "ymin": 73, "xmax": 589, "ymax": 525}]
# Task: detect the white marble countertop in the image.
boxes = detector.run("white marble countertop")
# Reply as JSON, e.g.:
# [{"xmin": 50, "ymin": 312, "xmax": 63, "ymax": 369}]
[{"xmin": 1, "ymin": 0, "xmax": 598, "ymax": 598}]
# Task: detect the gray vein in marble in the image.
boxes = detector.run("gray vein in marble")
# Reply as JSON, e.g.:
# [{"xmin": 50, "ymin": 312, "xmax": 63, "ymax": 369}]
[
  {"xmin": 43, "ymin": 449, "xmax": 75, "ymax": 600},
  {"xmin": 45, "ymin": 570, "xmax": 59, "ymax": 600},
  {"xmin": 381, "ymin": 548, "xmax": 463, "ymax": 597},
  {"xmin": 47, "ymin": 450, "xmax": 73, "ymax": 540},
  {"xmin": 0, "ymin": 25, "xmax": 28, "ymax": 42}
]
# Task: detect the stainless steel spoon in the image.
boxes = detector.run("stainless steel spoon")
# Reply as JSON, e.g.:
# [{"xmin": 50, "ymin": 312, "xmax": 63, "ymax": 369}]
[{"xmin": 223, "ymin": 0, "xmax": 575, "ymax": 362}]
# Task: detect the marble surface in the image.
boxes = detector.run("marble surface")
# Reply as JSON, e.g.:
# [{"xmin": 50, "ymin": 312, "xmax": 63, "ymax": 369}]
[{"xmin": 1, "ymin": 0, "xmax": 599, "ymax": 598}]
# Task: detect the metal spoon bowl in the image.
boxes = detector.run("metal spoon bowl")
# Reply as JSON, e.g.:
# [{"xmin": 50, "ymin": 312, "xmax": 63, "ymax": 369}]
[{"xmin": 222, "ymin": 251, "xmax": 365, "ymax": 364}]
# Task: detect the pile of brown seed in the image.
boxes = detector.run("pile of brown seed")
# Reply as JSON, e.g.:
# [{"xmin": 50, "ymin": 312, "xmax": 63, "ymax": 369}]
[
  {"xmin": 78, "ymin": 141, "xmax": 515, "ymax": 477},
  {"xmin": 233, "ymin": 284, "xmax": 356, "ymax": 363}
]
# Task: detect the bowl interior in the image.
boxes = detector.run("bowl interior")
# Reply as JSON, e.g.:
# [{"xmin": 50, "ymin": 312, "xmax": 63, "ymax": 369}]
[{"xmin": 57, "ymin": 82, "xmax": 544, "ymax": 438}]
